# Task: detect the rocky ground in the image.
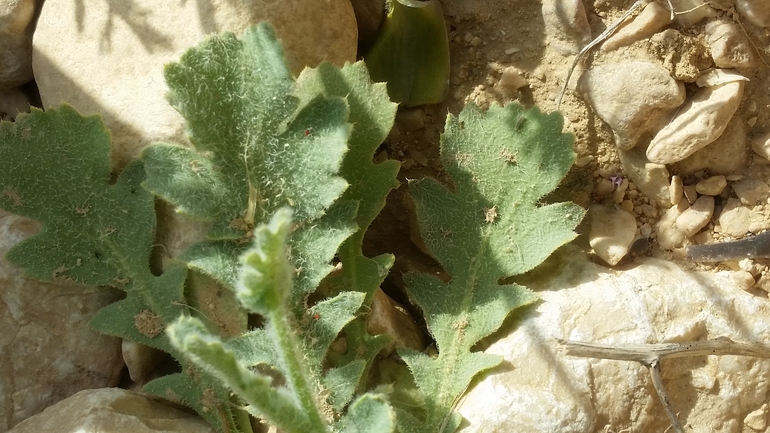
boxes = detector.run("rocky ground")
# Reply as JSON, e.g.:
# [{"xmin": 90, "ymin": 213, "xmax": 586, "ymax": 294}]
[
  {"xmin": 373, "ymin": 0, "xmax": 770, "ymax": 289},
  {"xmin": 3, "ymin": 0, "xmax": 770, "ymax": 432}
]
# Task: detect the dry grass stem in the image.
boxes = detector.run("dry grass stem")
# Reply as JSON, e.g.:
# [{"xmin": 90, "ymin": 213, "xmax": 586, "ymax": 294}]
[{"xmin": 559, "ymin": 337, "xmax": 770, "ymax": 433}]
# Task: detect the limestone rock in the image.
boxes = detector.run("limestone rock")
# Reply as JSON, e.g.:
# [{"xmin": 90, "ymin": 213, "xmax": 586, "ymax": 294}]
[
  {"xmin": 8, "ymin": 388, "xmax": 215, "ymax": 433},
  {"xmin": 541, "ymin": 0, "xmax": 591, "ymax": 55},
  {"xmin": 457, "ymin": 250, "xmax": 770, "ymax": 433},
  {"xmin": 588, "ymin": 204, "xmax": 637, "ymax": 266},
  {"xmin": 672, "ymin": 117, "xmax": 746, "ymax": 175},
  {"xmin": 675, "ymin": 195, "xmax": 714, "ymax": 237},
  {"xmin": 736, "ymin": 0, "xmax": 770, "ymax": 27},
  {"xmin": 695, "ymin": 175, "xmax": 727, "ymax": 196},
  {"xmin": 656, "ymin": 200, "xmax": 688, "ymax": 249},
  {"xmin": 0, "ymin": 0, "xmax": 36, "ymax": 87},
  {"xmin": 751, "ymin": 130, "xmax": 770, "ymax": 162},
  {"xmin": 601, "ymin": 1, "xmax": 672, "ymax": 52},
  {"xmin": 647, "ymin": 80, "xmax": 744, "ymax": 164},
  {"xmin": 705, "ymin": 19, "xmax": 756, "ymax": 69},
  {"xmin": 0, "ymin": 211, "xmax": 124, "ymax": 430},
  {"xmin": 732, "ymin": 177, "xmax": 770, "ymax": 205},
  {"xmin": 578, "ymin": 61, "xmax": 685, "ymax": 150},
  {"xmin": 33, "ymin": 0, "xmax": 358, "ymax": 172}
]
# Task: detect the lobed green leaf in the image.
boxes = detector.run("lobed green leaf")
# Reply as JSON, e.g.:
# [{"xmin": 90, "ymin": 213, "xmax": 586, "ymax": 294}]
[{"xmin": 401, "ymin": 103, "xmax": 585, "ymax": 431}]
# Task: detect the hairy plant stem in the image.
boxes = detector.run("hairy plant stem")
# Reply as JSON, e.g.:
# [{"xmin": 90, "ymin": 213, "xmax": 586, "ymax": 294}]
[{"xmin": 269, "ymin": 307, "xmax": 330, "ymax": 433}]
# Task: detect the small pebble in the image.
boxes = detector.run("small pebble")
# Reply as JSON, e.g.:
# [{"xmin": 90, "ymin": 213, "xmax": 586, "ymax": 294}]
[
  {"xmin": 675, "ymin": 195, "xmax": 715, "ymax": 237},
  {"xmin": 639, "ymin": 203, "xmax": 657, "ymax": 218},
  {"xmin": 589, "ymin": 204, "xmax": 638, "ymax": 265},
  {"xmin": 754, "ymin": 153, "xmax": 770, "ymax": 165},
  {"xmin": 618, "ymin": 148, "xmax": 671, "ymax": 207},
  {"xmin": 670, "ymin": 175, "xmax": 683, "ymax": 205},
  {"xmin": 756, "ymin": 274, "xmax": 770, "ymax": 294},
  {"xmin": 705, "ymin": 19, "xmax": 755, "ymax": 68},
  {"xmin": 504, "ymin": 47, "xmax": 520, "ymax": 54},
  {"xmin": 575, "ymin": 155, "xmax": 594, "ymax": 167},
  {"xmin": 639, "ymin": 222, "xmax": 652, "ymax": 238},
  {"xmin": 683, "ymin": 185, "xmax": 699, "ymax": 204},
  {"xmin": 751, "ymin": 131, "xmax": 770, "ymax": 162},
  {"xmin": 595, "ymin": 178, "xmax": 615, "ymax": 196},
  {"xmin": 647, "ymin": 80, "xmax": 744, "ymax": 164},
  {"xmin": 738, "ymin": 258, "xmax": 761, "ymax": 276},
  {"xmin": 497, "ymin": 67, "xmax": 528, "ymax": 95},
  {"xmin": 693, "ymin": 230, "xmax": 713, "ymax": 245},
  {"xmin": 732, "ymin": 178, "xmax": 770, "ymax": 205},
  {"xmin": 743, "ymin": 404, "xmax": 768, "ymax": 431},
  {"xmin": 695, "ymin": 175, "xmax": 727, "ymax": 196},
  {"xmin": 620, "ymin": 199, "xmax": 635, "ymax": 213},
  {"xmin": 656, "ymin": 201, "xmax": 689, "ymax": 250},
  {"xmin": 747, "ymin": 117, "xmax": 758, "ymax": 127},
  {"xmin": 732, "ymin": 270, "xmax": 757, "ymax": 291},
  {"xmin": 601, "ymin": 1, "xmax": 672, "ymax": 52},
  {"xmin": 470, "ymin": 36, "xmax": 482, "ymax": 46}
]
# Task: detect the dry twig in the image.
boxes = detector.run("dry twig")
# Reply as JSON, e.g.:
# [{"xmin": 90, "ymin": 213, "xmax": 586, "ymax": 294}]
[{"xmin": 559, "ymin": 337, "xmax": 770, "ymax": 433}]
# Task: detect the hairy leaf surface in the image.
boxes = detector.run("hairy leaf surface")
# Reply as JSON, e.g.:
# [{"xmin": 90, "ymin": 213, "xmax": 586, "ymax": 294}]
[
  {"xmin": 0, "ymin": 105, "xmax": 239, "ymax": 432},
  {"xmin": 401, "ymin": 103, "xmax": 585, "ymax": 432}
]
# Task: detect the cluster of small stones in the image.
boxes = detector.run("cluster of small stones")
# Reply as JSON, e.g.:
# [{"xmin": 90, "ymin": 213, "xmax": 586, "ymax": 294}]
[{"xmin": 568, "ymin": 0, "xmax": 770, "ymax": 272}]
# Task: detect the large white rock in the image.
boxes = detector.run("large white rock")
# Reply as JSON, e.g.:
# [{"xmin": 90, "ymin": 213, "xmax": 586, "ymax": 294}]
[
  {"xmin": 578, "ymin": 61, "xmax": 685, "ymax": 150},
  {"xmin": 0, "ymin": 211, "xmax": 124, "ymax": 431},
  {"xmin": 33, "ymin": 0, "xmax": 358, "ymax": 172},
  {"xmin": 7, "ymin": 388, "xmax": 214, "ymax": 433},
  {"xmin": 647, "ymin": 80, "xmax": 744, "ymax": 164},
  {"xmin": 457, "ymin": 249, "xmax": 770, "ymax": 432}
]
